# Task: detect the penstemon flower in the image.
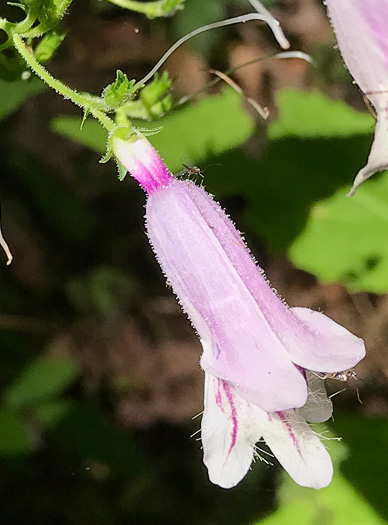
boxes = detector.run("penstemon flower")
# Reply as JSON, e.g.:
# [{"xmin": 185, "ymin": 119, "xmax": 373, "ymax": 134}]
[
  {"xmin": 113, "ymin": 131, "xmax": 365, "ymax": 489},
  {"xmin": 324, "ymin": 0, "xmax": 388, "ymax": 196}
]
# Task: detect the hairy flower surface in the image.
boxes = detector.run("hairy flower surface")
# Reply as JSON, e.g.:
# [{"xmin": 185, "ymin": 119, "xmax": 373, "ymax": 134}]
[
  {"xmin": 325, "ymin": 0, "xmax": 388, "ymax": 195},
  {"xmin": 202, "ymin": 371, "xmax": 334, "ymax": 489},
  {"xmin": 113, "ymin": 132, "xmax": 365, "ymax": 488}
]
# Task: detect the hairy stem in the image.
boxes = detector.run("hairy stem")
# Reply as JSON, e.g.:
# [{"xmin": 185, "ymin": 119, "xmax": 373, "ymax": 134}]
[{"xmin": 12, "ymin": 34, "xmax": 115, "ymax": 131}]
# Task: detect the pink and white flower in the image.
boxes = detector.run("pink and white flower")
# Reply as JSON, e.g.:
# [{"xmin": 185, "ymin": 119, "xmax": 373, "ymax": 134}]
[
  {"xmin": 113, "ymin": 131, "xmax": 365, "ymax": 488},
  {"xmin": 202, "ymin": 371, "xmax": 334, "ymax": 489},
  {"xmin": 324, "ymin": 0, "xmax": 388, "ymax": 195}
]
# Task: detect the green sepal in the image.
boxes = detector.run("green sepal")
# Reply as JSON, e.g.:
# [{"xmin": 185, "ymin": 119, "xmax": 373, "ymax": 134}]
[
  {"xmin": 102, "ymin": 70, "xmax": 138, "ymax": 110},
  {"xmin": 80, "ymin": 107, "xmax": 90, "ymax": 131},
  {"xmin": 99, "ymin": 125, "xmax": 133, "ymax": 164},
  {"xmin": 139, "ymin": 126, "xmax": 164, "ymax": 136},
  {"xmin": 34, "ymin": 30, "xmax": 66, "ymax": 63},
  {"xmin": 99, "ymin": 145, "xmax": 113, "ymax": 165},
  {"xmin": 118, "ymin": 72, "xmax": 173, "ymax": 120},
  {"xmin": 140, "ymin": 71, "xmax": 171, "ymax": 107},
  {"xmin": 116, "ymin": 160, "xmax": 128, "ymax": 181}
]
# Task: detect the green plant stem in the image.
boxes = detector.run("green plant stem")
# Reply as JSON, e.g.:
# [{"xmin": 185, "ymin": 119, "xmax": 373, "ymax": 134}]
[
  {"xmin": 14, "ymin": 10, "xmax": 37, "ymax": 34},
  {"xmin": 23, "ymin": 0, "xmax": 75, "ymax": 38},
  {"xmin": 12, "ymin": 34, "xmax": 115, "ymax": 132},
  {"xmin": 0, "ymin": 17, "xmax": 15, "ymax": 50}
]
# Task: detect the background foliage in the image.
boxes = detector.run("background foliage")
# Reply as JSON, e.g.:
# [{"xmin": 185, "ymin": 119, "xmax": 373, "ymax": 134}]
[{"xmin": 1, "ymin": 0, "xmax": 388, "ymax": 524}]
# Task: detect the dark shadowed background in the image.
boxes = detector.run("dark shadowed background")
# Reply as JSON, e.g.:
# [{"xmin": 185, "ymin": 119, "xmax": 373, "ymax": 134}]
[{"xmin": 0, "ymin": 1, "xmax": 388, "ymax": 524}]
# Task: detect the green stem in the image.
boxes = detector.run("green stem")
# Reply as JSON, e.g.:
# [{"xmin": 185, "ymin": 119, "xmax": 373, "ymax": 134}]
[
  {"xmin": 23, "ymin": 0, "xmax": 74, "ymax": 38},
  {"xmin": 14, "ymin": 10, "xmax": 37, "ymax": 34},
  {"xmin": 0, "ymin": 17, "xmax": 15, "ymax": 50},
  {"xmin": 12, "ymin": 34, "xmax": 115, "ymax": 132}
]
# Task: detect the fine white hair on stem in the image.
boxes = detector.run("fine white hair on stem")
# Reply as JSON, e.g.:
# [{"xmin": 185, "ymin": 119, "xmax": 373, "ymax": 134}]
[
  {"xmin": 137, "ymin": 12, "xmax": 290, "ymax": 87},
  {"xmin": 0, "ymin": 224, "xmax": 12, "ymax": 265},
  {"xmin": 247, "ymin": 0, "xmax": 289, "ymax": 50}
]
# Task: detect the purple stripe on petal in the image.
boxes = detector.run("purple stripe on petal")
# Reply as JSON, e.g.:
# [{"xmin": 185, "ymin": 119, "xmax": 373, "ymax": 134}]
[
  {"xmin": 277, "ymin": 410, "xmax": 304, "ymax": 461},
  {"xmin": 223, "ymin": 381, "xmax": 238, "ymax": 459}
]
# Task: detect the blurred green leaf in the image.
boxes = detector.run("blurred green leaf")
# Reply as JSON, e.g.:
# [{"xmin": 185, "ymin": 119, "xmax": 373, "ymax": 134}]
[
  {"xmin": 269, "ymin": 90, "xmax": 374, "ymax": 139},
  {"xmin": 51, "ymin": 116, "xmax": 107, "ymax": 154},
  {"xmin": 333, "ymin": 415, "xmax": 388, "ymax": 522},
  {"xmin": 51, "ymin": 88, "xmax": 255, "ymax": 173},
  {"xmin": 206, "ymin": 134, "xmax": 372, "ymax": 250},
  {"xmin": 205, "ymin": 89, "xmax": 383, "ymax": 293},
  {"xmin": 4, "ymin": 354, "xmax": 80, "ymax": 409},
  {"xmin": 66, "ymin": 266, "xmax": 137, "ymax": 316},
  {"xmin": 34, "ymin": 30, "xmax": 66, "ymax": 64},
  {"xmin": 0, "ymin": 77, "xmax": 45, "ymax": 121},
  {"xmin": 34, "ymin": 399, "xmax": 73, "ymax": 428},
  {"xmin": 107, "ymin": 0, "xmax": 184, "ymax": 19},
  {"xmin": 256, "ymin": 475, "xmax": 385, "ymax": 525},
  {"xmin": 0, "ymin": 409, "xmax": 31, "ymax": 455},
  {"xmin": 256, "ymin": 431, "xmax": 385, "ymax": 525},
  {"xmin": 289, "ymin": 174, "xmax": 388, "ymax": 293}
]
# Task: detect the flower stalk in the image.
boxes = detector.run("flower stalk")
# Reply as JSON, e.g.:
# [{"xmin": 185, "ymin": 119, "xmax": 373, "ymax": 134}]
[{"xmin": 12, "ymin": 34, "xmax": 116, "ymax": 132}]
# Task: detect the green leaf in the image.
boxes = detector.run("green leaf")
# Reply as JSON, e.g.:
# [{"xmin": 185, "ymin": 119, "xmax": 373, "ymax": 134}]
[
  {"xmin": 51, "ymin": 88, "xmax": 255, "ymax": 173},
  {"xmin": 0, "ymin": 409, "xmax": 31, "ymax": 455},
  {"xmin": 256, "ymin": 475, "xmax": 385, "ymax": 525},
  {"xmin": 4, "ymin": 354, "xmax": 80, "ymax": 409},
  {"xmin": 106, "ymin": 0, "xmax": 184, "ymax": 19},
  {"xmin": 51, "ymin": 116, "xmax": 108, "ymax": 154},
  {"xmin": 333, "ymin": 415, "xmax": 388, "ymax": 521},
  {"xmin": 205, "ymin": 134, "xmax": 372, "ymax": 251},
  {"xmin": 256, "ymin": 431, "xmax": 384, "ymax": 525},
  {"xmin": 34, "ymin": 30, "xmax": 66, "ymax": 63},
  {"xmin": 0, "ymin": 77, "xmax": 45, "ymax": 121},
  {"xmin": 269, "ymin": 89, "xmax": 374, "ymax": 139},
  {"xmin": 289, "ymin": 174, "xmax": 388, "ymax": 293},
  {"xmin": 34, "ymin": 399, "xmax": 73, "ymax": 428}
]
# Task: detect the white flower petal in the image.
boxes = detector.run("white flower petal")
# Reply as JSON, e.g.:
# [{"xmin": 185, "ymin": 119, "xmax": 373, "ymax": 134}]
[
  {"xmin": 299, "ymin": 371, "xmax": 333, "ymax": 424},
  {"xmin": 201, "ymin": 373, "xmax": 259, "ymax": 489},
  {"xmin": 258, "ymin": 409, "xmax": 333, "ymax": 489},
  {"xmin": 347, "ymin": 109, "xmax": 388, "ymax": 196}
]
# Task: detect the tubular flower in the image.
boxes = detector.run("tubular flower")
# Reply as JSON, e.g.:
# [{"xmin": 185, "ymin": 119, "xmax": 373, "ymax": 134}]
[
  {"xmin": 324, "ymin": 0, "xmax": 388, "ymax": 196},
  {"xmin": 113, "ymin": 132, "xmax": 366, "ymax": 488}
]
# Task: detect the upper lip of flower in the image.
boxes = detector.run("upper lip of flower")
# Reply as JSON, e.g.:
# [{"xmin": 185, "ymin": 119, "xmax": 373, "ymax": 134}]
[{"xmin": 146, "ymin": 179, "xmax": 365, "ymax": 412}]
